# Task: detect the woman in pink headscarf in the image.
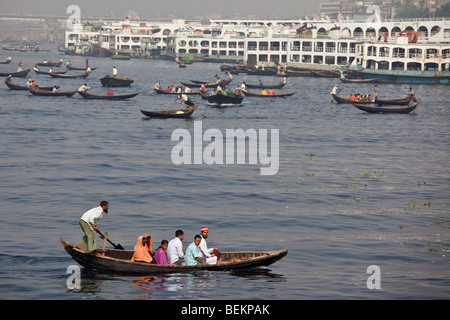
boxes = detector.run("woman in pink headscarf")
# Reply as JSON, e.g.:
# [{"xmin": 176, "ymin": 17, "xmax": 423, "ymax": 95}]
[
  {"xmin": 131, "ymin": 234, "xmax": 153, "ymax": 263},
  {"xmin": 154, "ymin": 240, "xmax": 169, "ymax": 265}
]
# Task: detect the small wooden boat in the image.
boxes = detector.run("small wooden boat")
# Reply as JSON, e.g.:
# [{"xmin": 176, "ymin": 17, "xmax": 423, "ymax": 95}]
[
  {"xmin": 207, "ymin": 93, "xmax": 244, "ymax": 105},
  {"xmin": 61, "ymin": 239, "xmax": 288, "ymax": 274},
  {"xmin": 352, "ymin": 102, "xmax": 420, "ymax": 114},
  {"xmin": 100, "ymin": 76, "xmax": 134, "ymax": 87},
  {"xmin": 111, "ymin": 54, "xmax": 131, "ymax": 60},
  {"xmin": 179, "ymin": 63, "xmax": 186, "ymax": 68},
  {"xmin": 245, "ymin": 81, "xmax": 286, "ymax": 89},
  {"xmin": 0, "ymin": 68, "xmax": 32, "ymax": 77},
  {"xmin": 66, "ymin": 65, "xmax": 97, "ymax": 71},
  {"xmin": 0, "ymin": 58, "xmax": 12, "ymax": 64},
  {"xmin": 181, "ymin": 77, "xmax": 232, "ymax": 88},
  {"xmin": 141, "ymin": 107, "xmax": 196, "ymax": 119},
  {"xmin": 246, "ymin": 68, "xmax": 278, "ymax": 76},
  {"xmin": 29, "ymin": 88, "xmax": 77, "ymax": 97},
  {"xmin": 34, "ymin": 68, "xmax": 68, "ymax": 75},
  {"xmin": 152, "ymin": 87, "xmax": 200, "ymax": 95},
  {"xmin": 36, "ymin": 61, "xmax": 62, "ymax": 67},
  {"xmin": 49, "ymin": 72, "xmax": 89, "ymax": 79},
  {"xmin": 242, "ymin": 90, "xmax": 295, "ymax": 98},
  {"xmin": 332, "ymin": 94, "xmax": 412, "ymax": 105},
  {"xmin": 5, "ymin": 81, "xmax": 59, "ymax": 91},
  {"xmin": 311, "ymin": 70, "xmax": 340, "ymax": 78},
  {"xmin": 78, "ymin": 90, "xmax": 140, "ymax": 100},
  {"xmin": 340, "ymin": 78, "xmax": 378, "ymax": 83}
]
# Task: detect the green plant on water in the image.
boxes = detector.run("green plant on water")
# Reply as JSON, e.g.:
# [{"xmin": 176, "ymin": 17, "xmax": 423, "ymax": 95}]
[{"xmin": 306, "ymin": 153, "xmax": 314, "ymax": 157}]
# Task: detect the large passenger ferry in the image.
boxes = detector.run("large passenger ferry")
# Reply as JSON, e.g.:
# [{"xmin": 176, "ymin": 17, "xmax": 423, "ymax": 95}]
[{"xmin": 64, "ymin": 17, "xmax": 450, "ymax": 83}]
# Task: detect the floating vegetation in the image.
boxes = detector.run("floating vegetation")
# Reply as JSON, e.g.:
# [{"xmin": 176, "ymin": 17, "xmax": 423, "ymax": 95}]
[
  {"xmin": 342, "ymin": 184, "xmax": 357, "ymax": 188},
  {"xmin": 415, "ymin": 181, "xmax": 426, "ymax": 186},
  {"xmin": 353, "ymin": 196, "xmax": 369, "ymax": 202},
  {"xmin": 306, "ymin": 153, "xmax": 315, "ymax": 157}
]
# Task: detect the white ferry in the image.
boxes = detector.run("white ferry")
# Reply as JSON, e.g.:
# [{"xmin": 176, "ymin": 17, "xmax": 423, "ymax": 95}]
[{"xmin": 64, "ymin": 17, "xmax": 450, "ymax": 83}]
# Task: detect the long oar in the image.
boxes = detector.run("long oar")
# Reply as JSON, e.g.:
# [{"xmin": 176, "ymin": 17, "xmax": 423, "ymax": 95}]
[
  {"xmin": 97, "ymin": 230, "xmax": 124, "ymax": 250},
  {"xmin": 176, "ymin": 101, "xmax": 207, "ymax": 118}
]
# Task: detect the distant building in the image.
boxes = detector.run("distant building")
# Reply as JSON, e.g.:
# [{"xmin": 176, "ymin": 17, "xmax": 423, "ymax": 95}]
[{"xmin": 320, "ymin": 0, "xmax": 396, "ymax": 21}]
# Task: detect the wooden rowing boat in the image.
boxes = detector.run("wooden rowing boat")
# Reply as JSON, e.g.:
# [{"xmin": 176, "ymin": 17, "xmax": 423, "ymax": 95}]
[
  {"xmin": 78, "ymin": 90, "xmax": 140, "ymax": 100},
  {"xmin": 5, "ymin": 81, "xmax": 59, "ymax": 91},
  {"xmin": 332, "ymin": 93, "xmax": 411, "ymax": 105},
  {"xmin": 140, "ymin": 107, "xmax": 196, "ymax": 119},
  {"xmin": 181, "ymin": 77, "xmax": 232, "ymax": 88},
  {"xmin": 352, "ymin": 102, "xmax": 420, "ymax": 114},
  {"xmin": 245, "ymin": 81, "xmax": 286, "ymax": 89},
  {"xmin": 0, "ymin": 59, "xmax": 12, "ymax": 64},
  {"xmin": 340, "ymin": 78, "xmax": 378, "ymax": 83},
  {"xmin": 29, "ymin": 88, "xmax": 77, "ymax": 97},
  {"xmin": 34, "ymin": 68, "xmax": 68, "ymax": 75},
  {"xmin": 206, "ymin": 93, "xmax": 244, "ymax": 105},
  {"xmin": 0, "ymin": 68, "xmax": 31, "ymax": 77},
  {"xmin": 100, "ymin": 76, "xmax": 134, "ymax": 87},
  {"xmin": 61, "ymin": 239, "xmax": 287, "ymax": 274},
  {"xmin": 242, "ymin": 90, "xmax": 295, "ymax": 98},
  {"xmin": 49, "ymin": 72, "xmax": 89, "ymax": 79},
  {"xmin": 152, "ymin": 87, "xmax": 200, "ymax": 95},
  {"xmin": 66, "ymin": 65, "xmax": 97, "ymax": 71},
  {"xmin": 36, "ymin": 61, "xmax": 62, "ymax": 67}
]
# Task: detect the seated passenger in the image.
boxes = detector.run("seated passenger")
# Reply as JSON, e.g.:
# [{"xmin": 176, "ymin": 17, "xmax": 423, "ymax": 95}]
[
  {"xmin": 131, "ymin": 234, "xmax": 153, "ymax": 263},
  {"xmin": 261, "ymin": 89, "xmax": 267, "ymax": 95},
  {"xmin": 154, "ymin": 240, "xmax": 169, "ymax": 265}
]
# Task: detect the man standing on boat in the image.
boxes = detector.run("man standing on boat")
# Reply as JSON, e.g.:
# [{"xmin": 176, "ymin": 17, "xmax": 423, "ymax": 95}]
[
  {"xmin": 199, "ymin": 226, "xmax": 219, "ymax": 264},
  {"xmin": 74, "ymin": 201, "xmax": 109, "ymax": 254}
]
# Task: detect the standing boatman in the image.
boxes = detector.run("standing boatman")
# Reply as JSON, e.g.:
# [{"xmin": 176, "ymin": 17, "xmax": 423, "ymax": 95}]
[{"xmin": 74, "ymin": 201, "xmax": 109, "ymax": 254}]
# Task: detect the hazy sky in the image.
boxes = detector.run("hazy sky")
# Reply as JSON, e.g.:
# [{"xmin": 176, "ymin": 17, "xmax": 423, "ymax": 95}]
[{"xmin": 0, "ymin": 0, "xmax": 325, "ymax": 19}]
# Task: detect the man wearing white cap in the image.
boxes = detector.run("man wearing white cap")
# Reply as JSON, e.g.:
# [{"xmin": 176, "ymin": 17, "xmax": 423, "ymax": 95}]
[{"xmin": 199, "ymin": 226, "xmax": 219, "ymax": 265}]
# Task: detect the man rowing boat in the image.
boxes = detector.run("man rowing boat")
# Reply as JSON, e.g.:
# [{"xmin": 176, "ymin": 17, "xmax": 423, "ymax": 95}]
[{"xmin": 74, "ymin": 201, "xmax": 109, "ymax": 254}]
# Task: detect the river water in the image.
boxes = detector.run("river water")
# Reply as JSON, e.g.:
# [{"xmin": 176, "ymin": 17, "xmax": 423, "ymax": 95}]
[{"xmin": 0, "ymin": 45, "xmax": 449, "ymax": 301}]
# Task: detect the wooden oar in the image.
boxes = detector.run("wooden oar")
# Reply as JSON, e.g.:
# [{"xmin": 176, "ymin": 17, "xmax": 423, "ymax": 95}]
[
  {"xmin": 175, "ymin": 100, "xmax": 207, "ymax": 118},
  {"xmin": 97, "ymin": 230, "xmax": 124, "ymax": 250}
]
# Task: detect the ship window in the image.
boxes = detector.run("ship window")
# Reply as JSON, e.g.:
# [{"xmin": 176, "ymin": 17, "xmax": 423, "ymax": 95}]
[
  {"xmin": 302, "ymin": 55, "xmax": 311, "ymax": 63},
  {"xmin": 424, "ymin": 63, "xmax": 438, "ymax": 71},
  {"xmin": 442, "ymin": 49, "xmax": 450, "ymax": 59},
  {"xmin": 313, "ymin": 56, "xmax": 323, "ymax": 64},
  {"xmin": 200, "ymin": 49, "xmax": 209, "ymax": 54},
  {"xmin": 259, "ymin": 54, "xmax": 268, "ymax": 62},
  {"xmin": 178, "ymin": 49, "xmax": 186, "ymax": 53},
  {"xmin": 431, "ymin": 26, "xmax": 441, "ymax": 35},
  {"xmin": 391, "ymin": 27, "xmax": 401, "ymax": 37},
  {"xmin": 325, "ymin": 56, "xmax": 335, "ymax": 65},
  {"xmin": 189, "ymin": 49, "xmax": 198, "ymax": 54},
  {"xmin": 407, "ymin": 62, "xmax": 421, "ymax": 71},
  {"xmin": 378, "ymin": 61, "xmax": 389, "ymax": 70},
  {"xmin": 392, "ymin": 62, "xmax": 404, "ymax": 70},
  {"xmin": 302, "ymin": 41, "xmax": 312, "ymax": 52},
  {"xmin": 259, "ymin": 42, "xmax": 269, "ymax": 50},
  {"xmin": 354, "ymin": 27, "xmax": 363, "ymax": 38}
]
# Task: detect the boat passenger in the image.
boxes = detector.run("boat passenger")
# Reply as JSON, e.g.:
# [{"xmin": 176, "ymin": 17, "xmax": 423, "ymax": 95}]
[
  {"xmin": 374, "ymin": 85, "xmax": 378, "ymax": 99},
  {"xmin": 107, "ymin": 88, "xmax": 114, "ymax": 96},
  {"xmin": 17, "ymin": 62, "xmax": 23, "ymax": 72},
  {"xmin": 112, "ymin": 66, "xmax": 117, "ymax": 78},
  {"xmin": 166, "ymin": 86, "xmax": 171, "ymax": 93},
  {"xmin": 86, "ymin": 66, "xmax": 91, "ymax": 74},
  {"xmin": 131, "ymin": 234, "xmax": 154, "ymax": 263},
  {"xmin": 78, "ymin": 83, "xmax": 92, "ymax": 92},
  {"xmin": 185, "ymin": 235, "xmax": 205, "ymax": 266},
  {"xmin": 261, "ymin": 89, "xmax": 267, "ymax": 95},
  {"xmin": 347, "ymin": 94, "xmax": 353, "ymax": 100},
  {"xmin": 351, "ymin": 94, "xmax": 359, "ymax": 101},
  {"xmin": 240, "ymin": 82, "xmax": 247, "ymax": 91},
  {"xmin": 331, "ymin": 85, "xmax": 339, "ymax": 95},
  {"xmin": 268, "ymin": 88, "xmax": 274, "ymax": 95},
  {"xmin": 49, "ymin": 67, "xmax": 53, "ymax": 73},
  {"xmin": 154, "ymin": 240, "xmax": 169, "ymax": 265},
  {"xmin": 185, "ymin": 86, "xmax": 192, "ymax": 93},
  {"xmin": 4, "ymin": 75, "xmax": 12, "ymax": 84},
  {"xmin": 176, "ymin": 93, "xmax": 195, "ymax": 107},
  {"xmin": 259, "ymin": 79, "xmax": 263, "ymax": 86},
  {"xmin": 199, "ymin": 226, "xmax": 219, "ymax": 265},
  {"xmin": 167, "ymin": 229, "xmax": 185, "ymax": 265},
  {"xmin": 52, "ymin": 86, "xmax": 58, "ymax": 93},
  {"xmin": 409, "ymin": 87, "xmax": 418, "ymax": 102},
  {"xmin": 74, "ymin": 201, "xmax": 109, "ymax": 254},
  {"xmin": 281, "ymin": 77, "xmax": 287, "ymax": 84},
  {"xmin": 154, "ymin": 81, "xmax": 161, "ymax": 90}
]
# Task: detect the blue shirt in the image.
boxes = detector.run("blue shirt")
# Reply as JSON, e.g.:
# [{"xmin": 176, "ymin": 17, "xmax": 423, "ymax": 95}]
[{"xmin": 185, "ymin": 242, "xmax": 201, "ymax": 265}]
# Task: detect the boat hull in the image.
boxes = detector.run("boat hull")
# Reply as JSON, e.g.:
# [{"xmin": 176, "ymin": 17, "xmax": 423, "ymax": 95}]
[
  {"xmin": 352, "ymin": 102, "xmax": 420, "ymax": 114},
  {"xmin": 78, "ymin": 91, "xmax": 140, "ymax": 100},
  {"xmin": 100, "ymin": 76, "xmax": 134, "ymax": 87},
  {"xmin": 140, "ymin": 108, "xmax": 195, "ymax": 118},
  {"xmin": 61, "ymin": 239, "xmax": 287, "ymax": 275},
  {"xmin": 207, "ymin": 94, "xmax": 244, "ymax": 105}
]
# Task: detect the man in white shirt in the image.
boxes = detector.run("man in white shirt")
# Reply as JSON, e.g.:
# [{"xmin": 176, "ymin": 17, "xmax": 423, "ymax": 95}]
[
  {"xmin": 199, "ymin": 226, "xmax": 219, "ymax": 264},
  {"xmin": 112, "ymin": 66, "xmax": 118, "ymax": 77},
  {"xmin": 74, "ymin": 201, "xmax": 109, "ymax": 254},
  {"xmin": 167, "ymin": 230, "xmax": 185, "ymax": 264},
  {"xmin": 77, "ymin": 83, "xmax": 92, "ymax": 92}
]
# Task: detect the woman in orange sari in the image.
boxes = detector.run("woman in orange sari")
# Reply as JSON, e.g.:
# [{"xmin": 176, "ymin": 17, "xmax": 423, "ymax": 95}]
[{"xmin": 131, "ymin": 234, "xmax": 153, "ymax": 263}]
